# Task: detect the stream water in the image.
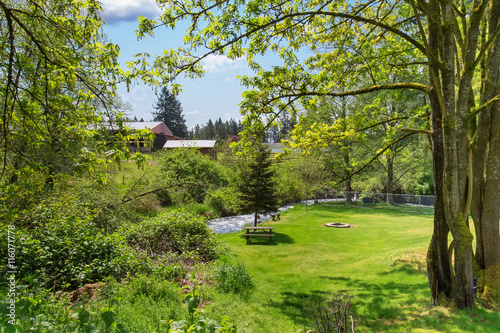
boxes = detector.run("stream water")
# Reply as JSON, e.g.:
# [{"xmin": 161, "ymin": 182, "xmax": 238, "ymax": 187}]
[{"xmin": 206, "ymin": 199, "xmax": 343, "ymax": 234}]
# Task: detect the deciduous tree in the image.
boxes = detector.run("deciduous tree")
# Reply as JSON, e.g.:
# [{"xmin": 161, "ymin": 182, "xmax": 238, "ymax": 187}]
[{"xmin": 134, "ymin": 0, "xmax": 500, "ymax": 308}]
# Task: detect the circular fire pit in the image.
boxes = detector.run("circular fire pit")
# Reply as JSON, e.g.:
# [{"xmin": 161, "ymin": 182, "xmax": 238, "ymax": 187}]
[{"xmin": 323, "ymin": 222, "xmax": 353, "ymax": 228}]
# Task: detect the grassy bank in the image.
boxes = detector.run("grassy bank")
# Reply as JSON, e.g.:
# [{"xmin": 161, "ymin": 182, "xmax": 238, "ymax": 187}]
[{"xmin": 203, "ymin": 204, "xmax": 498, "ymax": 332}]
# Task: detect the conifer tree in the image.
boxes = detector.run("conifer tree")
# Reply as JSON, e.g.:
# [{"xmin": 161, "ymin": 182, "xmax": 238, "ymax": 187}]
[
  {"xmin": 238, "ymin": 145, "xmax": 280, "ymax": 226},
  {"xmin": 152, "ymin": 87, "xmax": 188, "ymax": 138}
]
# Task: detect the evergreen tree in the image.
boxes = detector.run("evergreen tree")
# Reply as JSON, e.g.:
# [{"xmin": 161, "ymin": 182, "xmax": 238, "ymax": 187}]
[
  {"xmin": 205, "ymin": 119, "xmax": 215, "ymax": 139},
  {"xmin": 152, "ymin": 87, "xmax": 188, "ymax": 138},
  {"xmin": 238, "ymin": 145, "xmax": 280, "ymax": 226}
]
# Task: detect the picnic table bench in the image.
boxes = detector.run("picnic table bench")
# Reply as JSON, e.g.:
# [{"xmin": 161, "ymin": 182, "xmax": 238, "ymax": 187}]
[
  {"xmin": 270, "ymin": 212, "xmax": 281, "ymax": 221},
  {"xmin": 243, "ymin": 226, "xmax": 274, "ymax": 244}
]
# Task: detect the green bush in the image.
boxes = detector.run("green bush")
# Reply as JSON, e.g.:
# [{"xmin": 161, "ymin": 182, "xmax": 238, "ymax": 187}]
[
  {"xmin": 211, "ymin": 261, "xmax": 254, "ymax": 294},
  {"xmin": 0, "ymin": 226, "xmax": 142, "ymax": 291},
  {"xmin": 156, "ymin": 187, "xmax": 174, "ymax": 207},
  {"xmin": 0, "ymin": 276, "xmax": 183, "ymax": 332},
  {"xmin": 155, "ymin": 148, "xmax": 229, "ymax": 204},
  {"xmin": 204, "ymin": 186, "xmax": 241, "ymax": 217},
  {"xmin": 411, "ymin": 172, "xmax": 434, "ymax": 195},
  {"xmin": 0, "ymin": 193, "xmax": 145, "ymax": 290},
  {"xmin": 67, "ymin": 181, "xmax": 143, "ymax": 233},
  {"xmin": 124, "ymin": 209, "xmax": 226, "ymax": 262},
  {"xmin": 185, "ymin": 202, "xmax": 214, "ymax": 216}
]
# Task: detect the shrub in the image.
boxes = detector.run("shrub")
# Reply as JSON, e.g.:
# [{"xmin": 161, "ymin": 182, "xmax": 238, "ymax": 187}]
[
  {"xmin": 156, "ymin": 187, "xmax": 174, "ymax": 207},
  {"xmin": 185, "ymin": 202, "xmax": 214, "ymax": 216},
  {"xmin": 0, "ymin": 192, "xmax": 148, "ymax": 290},
  {"xmin": 155, "ymin": 148, "xmax": 229, "ymax": 204},
  {"xmin": 123, "ymin": 209, "xmax": 226, "ymax": 262},
  {"xmin": 211, "ymin": 260, "xmax": 254, "ymax": 294},
  {"xmin": 124, "ymin": 275, "xmax": 182, "ymax": 304},
  {"xmin": 411, "ymin": 172, "xmax": 435, "ymax": 195},
  {"xmin": 204, "ymin": 186, "xmax": 241, "ymax": 216},
  {"xmin": 127, "ymin": 193, "xmax": 162, "ymax": 215}
]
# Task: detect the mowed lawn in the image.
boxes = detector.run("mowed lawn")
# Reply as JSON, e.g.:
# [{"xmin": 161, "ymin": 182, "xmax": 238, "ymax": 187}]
[{"xmin": 205, "ymin": 204, "xmax": 499, "ymax": 333}]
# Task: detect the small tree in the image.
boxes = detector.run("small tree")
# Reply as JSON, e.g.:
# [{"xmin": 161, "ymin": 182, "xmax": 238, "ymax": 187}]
[
  {"xmin": 238, "ymin": 145, "xmax": 280, "ymax": 226},
  {"xmin": 152, "ymin": 87, "xmax": 188, "ymax": 138}
]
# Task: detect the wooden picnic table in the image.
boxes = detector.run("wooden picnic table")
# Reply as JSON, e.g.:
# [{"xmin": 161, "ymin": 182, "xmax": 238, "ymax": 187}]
[{"xmin": 243, "ymin": 226, "xmax": 275, "ymax": 244}]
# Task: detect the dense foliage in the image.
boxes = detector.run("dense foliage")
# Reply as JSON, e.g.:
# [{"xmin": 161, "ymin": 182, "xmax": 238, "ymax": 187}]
[
  {"xmin": 124, "ymin": 209, "xmax": 225, "ymax": 262},
  {"xmin": 155, "ymin": 148, "xmax": 229, "ymax": 205}
]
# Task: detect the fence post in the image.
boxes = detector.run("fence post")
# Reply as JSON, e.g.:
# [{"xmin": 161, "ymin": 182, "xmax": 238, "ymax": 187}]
[{"xmin": 355, "ymin": 191, "xmax": 357, "ymax": 212}]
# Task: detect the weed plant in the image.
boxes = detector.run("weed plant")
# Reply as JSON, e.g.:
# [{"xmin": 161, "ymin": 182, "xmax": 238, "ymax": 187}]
[
  {"xmin": 211, "ymin": 261, "xmax": 254, "ymax": 295},
  {"xmin": 310, "ymin": 294, "xmax": 354, "ymax": 333}
]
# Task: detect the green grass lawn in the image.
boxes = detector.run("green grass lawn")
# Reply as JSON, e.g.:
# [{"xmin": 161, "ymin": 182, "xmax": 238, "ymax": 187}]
[{"xmin": 203, "ymin": 204, "xmax": 499, "ymax": 333}]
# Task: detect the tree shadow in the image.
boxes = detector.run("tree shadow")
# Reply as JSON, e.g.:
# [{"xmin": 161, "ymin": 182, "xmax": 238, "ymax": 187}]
[
  {"xmin": 264, "ymin": 265, "xmax": 430, "ymax": 330},
  {"xmin": 264, "ymin": 264, "xmax": 500, "ymax": 332},
  {"xmin": 265, "ymin": 289, "xmax": 332, "ymax": 328}
]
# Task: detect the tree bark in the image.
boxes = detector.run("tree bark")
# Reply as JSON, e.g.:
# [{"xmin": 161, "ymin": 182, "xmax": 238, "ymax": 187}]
[
  {"xmin": 387, "ymin": 154, "xmax": 395, "ymax": 205},
  {"xmin": 427, "ymin": 79, "xmax": 453, "ymax": 303},
  {"xmin": 481, "ymin": 93, "xmax": 500, "ymax": 301},
  {"xmin": 425, "ymin": 0, "xmax": 454, "ymax": 304}
]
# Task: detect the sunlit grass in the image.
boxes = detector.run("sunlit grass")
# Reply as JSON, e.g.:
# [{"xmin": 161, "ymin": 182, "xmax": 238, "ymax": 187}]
[{"xmin": 203, "ymin": 204, "xmax": 499, "ymax": 332}]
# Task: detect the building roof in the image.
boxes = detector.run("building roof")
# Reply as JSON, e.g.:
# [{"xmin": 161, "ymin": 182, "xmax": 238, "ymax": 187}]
[
  {"xmin": 265, "ymin": 142, "xmax": 285, "ymax": 153},
  {"xmin": 125, "ymin": 122, "xmax": 173, "ymax": 136},
  {"xmin": 163, "ymin": 140, "xmax": 217, "ymax": 149}
]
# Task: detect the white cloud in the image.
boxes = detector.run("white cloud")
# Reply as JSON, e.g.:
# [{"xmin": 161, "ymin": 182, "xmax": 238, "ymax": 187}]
[
  {"xmin": 100, "ymin": 0, "xmax": 161, "ymax": 24},
  {"xmin": 186, "ymin": 111, "xmax": 200, "ymax": 115},
  {"xmin": 202, "ymin": 55, "xmax": 244, "ymax": 73}
]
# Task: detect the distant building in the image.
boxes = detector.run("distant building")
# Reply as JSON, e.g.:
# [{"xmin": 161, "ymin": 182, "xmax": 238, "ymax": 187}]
[
  {"xmin": 163, "ymin": 140, "xmax": 217, "ymax": 159},
  {"xmin": 265, "ymin": 142, "xmax": 285, "ymax": 154},
  {"xmin": 125, "ymin": 122, "xmax": 181, "ymax": 151}
]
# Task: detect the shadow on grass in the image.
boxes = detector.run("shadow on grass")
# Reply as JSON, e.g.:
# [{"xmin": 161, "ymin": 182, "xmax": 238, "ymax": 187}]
[
  {"xmin": 265, "ymin": 266, "xmax": 500, "ymax": 332},
  {"xmin": 266, "ymin": 289, "xmax": 332, "ymax": 328},
  {"xmin": 240, "ymin": 232, "xmax": 295, "ymax": 246}
]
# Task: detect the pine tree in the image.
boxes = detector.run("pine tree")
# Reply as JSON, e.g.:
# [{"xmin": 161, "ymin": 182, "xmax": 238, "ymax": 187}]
[
  {"xmin": 238, "ymin": 145, "xmax": 280, "ymax": 226},
  {"xmin": 152, "ymin": 87, "xmax": 188, "ymax": 138}
]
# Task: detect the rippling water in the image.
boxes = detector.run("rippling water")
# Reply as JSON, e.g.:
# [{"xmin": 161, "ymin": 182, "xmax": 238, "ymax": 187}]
[{"xmin": 207, "ymin": 199, "xmax": 343, "ymax": 234}]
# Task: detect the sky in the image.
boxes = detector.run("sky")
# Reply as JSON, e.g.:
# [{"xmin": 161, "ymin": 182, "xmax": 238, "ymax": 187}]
[{"xmin": 100, "ymin": 0, "xmax": 281, "ymax": 129}]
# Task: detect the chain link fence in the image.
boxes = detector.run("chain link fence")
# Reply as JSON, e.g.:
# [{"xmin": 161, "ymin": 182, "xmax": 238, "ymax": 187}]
[{"xmin": 310, "ymin": 190, "xmax": 435, "ymax": 215}]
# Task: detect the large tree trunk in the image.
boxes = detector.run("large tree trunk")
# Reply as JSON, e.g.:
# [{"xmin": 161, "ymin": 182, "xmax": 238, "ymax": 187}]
[
  {"xmin": 474, "ymin": 0, "xmax": 500, "ymax": 303},
  {"xmin": 427, "ymin": 87, "xmax": 453, "ymax": 303},
  {"xmin": 481, "ymin": 96, "xmax": 500, "ymax": 301},
  {"xmin": 386, "ymin": 154, "xmax": 395, "ymax": 205}
]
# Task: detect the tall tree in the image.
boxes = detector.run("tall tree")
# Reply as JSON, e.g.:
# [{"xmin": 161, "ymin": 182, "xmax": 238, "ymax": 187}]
[
  {"xmin": 237, "ymin": 144, "xmax": 280, "ymax": 226},
  {"xmin": 135, "ymin": 0, "xmax": 500, "ymax": 308},
  {"xmin": 0, "ymin": 0, "xmax": 127, "ymax": 190},
  {"xmin": 152, "ymin": 87, "xmax": 188, "ymax": 138}
]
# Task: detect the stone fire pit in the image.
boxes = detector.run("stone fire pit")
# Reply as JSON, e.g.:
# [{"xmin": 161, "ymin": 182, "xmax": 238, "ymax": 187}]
[{"xmin": 323, "ymin": 222, "xmax": 353, "ymax": 228}]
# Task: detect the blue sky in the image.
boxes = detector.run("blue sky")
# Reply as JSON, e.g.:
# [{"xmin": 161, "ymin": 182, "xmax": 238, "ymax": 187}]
[{"xmin": 101, "ymin": 0, "xmax": 282, "ymax": 128}]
